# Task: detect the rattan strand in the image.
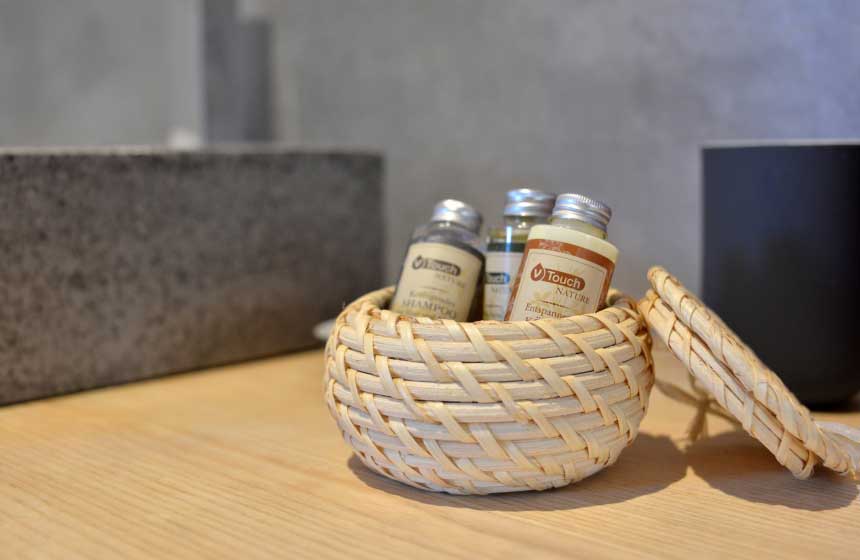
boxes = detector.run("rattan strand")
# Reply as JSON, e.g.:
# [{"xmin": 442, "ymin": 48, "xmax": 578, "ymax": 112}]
[
  {"xmin": 640, "ymin": 266, "xmax": 860, "ymax": 479},
  {"xmin": 325, "ymin": 286, "xmax": 655, "ymax": 494}
]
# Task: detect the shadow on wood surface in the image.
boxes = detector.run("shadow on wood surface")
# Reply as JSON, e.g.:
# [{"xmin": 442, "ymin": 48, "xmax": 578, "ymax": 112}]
[
  {"xmin": 347, "ymin": 433, "xmax": 686, "ymax": 511},
  {"xmin": 348, "ymin": 428, "xmax": 858, "ymax": 511},
  {"xmin": 686, "ymin": 430, "xmax": 858, "ymax": 511}
]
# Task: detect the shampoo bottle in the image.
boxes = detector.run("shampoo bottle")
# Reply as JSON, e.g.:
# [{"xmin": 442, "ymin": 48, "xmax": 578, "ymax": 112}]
[{"xmin": 390, "ymin": 199, "xmax": 484, "ymax": 321}]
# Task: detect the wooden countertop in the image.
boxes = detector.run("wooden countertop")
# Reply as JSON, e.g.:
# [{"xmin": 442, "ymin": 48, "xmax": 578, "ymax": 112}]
[{"xmin": 2, "ymin": 344, "xmax": 858, "ymax": 559}]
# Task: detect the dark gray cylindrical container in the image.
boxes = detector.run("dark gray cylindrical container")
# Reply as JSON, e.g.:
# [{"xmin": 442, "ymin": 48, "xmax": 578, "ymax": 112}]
[{"xmin": 703, "ymin": 143, "xmax": 860, "ymax": 406}]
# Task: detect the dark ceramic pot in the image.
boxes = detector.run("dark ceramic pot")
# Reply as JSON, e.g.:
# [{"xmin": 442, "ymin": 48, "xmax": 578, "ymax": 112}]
[{"xmin": 703, "ymin": 143, "xmax": 860, "ymax": 406}]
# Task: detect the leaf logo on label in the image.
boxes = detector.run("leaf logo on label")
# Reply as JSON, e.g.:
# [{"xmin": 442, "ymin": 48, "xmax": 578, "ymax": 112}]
[
  {"xmin": 411, "ymin": 255, "xmax": 461, "ymax": 276},
  {"xmin": 530, "ymin": 262, "xmax": 585, "ymax": 290}
]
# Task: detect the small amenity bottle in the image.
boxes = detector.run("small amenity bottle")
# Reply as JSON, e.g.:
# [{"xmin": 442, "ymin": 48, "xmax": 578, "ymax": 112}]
[
  {"xmin": 390, "ymin": 199, "xmax": 484, "ymax": 321},
  {"xmin": 505, "ymin": 193, "xmax": 618, "ymax": 320},
  {"xmin": 482, "ymin": 188, "xmax": 555, "ymax": 320}
]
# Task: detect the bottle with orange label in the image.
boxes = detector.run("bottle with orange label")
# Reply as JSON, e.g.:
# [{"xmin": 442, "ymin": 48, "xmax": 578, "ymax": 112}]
[{"xmin": 505, "ymin": 193, "xmax": 618, "ymax": 320}]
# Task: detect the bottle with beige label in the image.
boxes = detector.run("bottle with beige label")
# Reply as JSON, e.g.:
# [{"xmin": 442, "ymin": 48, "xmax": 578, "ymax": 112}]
[
  {"xmin": 482, "ymin": 188, "xmax": 555, "ymax": 320},
  {"xmin": 390, "ymin": 199, "xmax": 484, "ymax": 321},
  {"xmin": 505, "ymin": 193, "xmax": 618, "ymax": 320}
]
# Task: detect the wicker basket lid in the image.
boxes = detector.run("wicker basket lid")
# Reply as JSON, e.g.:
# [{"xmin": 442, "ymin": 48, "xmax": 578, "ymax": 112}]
[{"xmin": 639, "ymin": 266, "xmax": 860, "ymax": 479}]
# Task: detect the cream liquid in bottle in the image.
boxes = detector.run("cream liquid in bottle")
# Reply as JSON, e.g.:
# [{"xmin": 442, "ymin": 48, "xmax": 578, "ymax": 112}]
[
  {"xmin": 505, "ymin": 193, "xmax": 618, "ymax": 320},
  {"xmin": 390, "ymin": 199, "xmax": 484, "ymax": 321},
  {"xmin": 483, "ymin": 189, "xmax": 555, "ymax": 320}
]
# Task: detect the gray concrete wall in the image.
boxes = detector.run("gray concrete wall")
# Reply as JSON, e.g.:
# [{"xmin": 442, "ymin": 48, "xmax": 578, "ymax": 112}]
[
  {"xmin": 269, "ymin": 0, "xmax": 860, "ymax": 295},
  {"xmin": 0, "ymin": 0, "xmax": 202, "ymax": 147},
  {"xmin": 2, "ymin": 1, "xmax": 858, "ymax": 295}
]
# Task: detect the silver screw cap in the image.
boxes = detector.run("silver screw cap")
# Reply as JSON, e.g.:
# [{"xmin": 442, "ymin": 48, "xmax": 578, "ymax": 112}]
[
  {"xmin": 552, "ymin": 193, "xmax": 613, "ymax": 232},
  {"xmin": 430, "ymin": 199, "xmax": 483, "ymax": 233},
  {"xmin": 504, "ymin": 188, "xmax": 556, "ymax": 217}
]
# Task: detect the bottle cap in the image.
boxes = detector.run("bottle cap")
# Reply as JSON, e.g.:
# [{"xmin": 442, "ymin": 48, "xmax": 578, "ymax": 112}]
[
  {"xmin": 552, "ymin": 193, "xmax": 612, "ymax": 232},
  {"xmin": 504, "ymin": 188, "xmax": 556, "ymax": 217},
  {"xmin": 430, "ymin": 199, "xmax": 483, "ymax": 233}
]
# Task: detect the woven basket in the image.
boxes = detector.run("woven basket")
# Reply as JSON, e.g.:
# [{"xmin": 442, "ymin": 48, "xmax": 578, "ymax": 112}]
[
  {"xmin": 324, "ymin": 286, "xmax": 655, "ymax": 494},
  {"xmin": 641, "ymin": 266, "xmax": 860, "ymax": 478}
]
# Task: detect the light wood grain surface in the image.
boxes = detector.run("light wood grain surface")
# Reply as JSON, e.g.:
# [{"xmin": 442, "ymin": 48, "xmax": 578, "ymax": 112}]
[{"xmin": 1, "ymin": 344, "xmax": 858, "ymax": 559}]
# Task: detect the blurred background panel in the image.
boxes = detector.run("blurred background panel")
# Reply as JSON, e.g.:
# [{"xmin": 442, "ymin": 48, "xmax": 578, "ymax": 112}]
[
  {"xmin": 0, "ymin": 0, "xmax": 202, "ymax": 146},
  {"xmin": 2, "ymin": 0, "xmax": 860, "ymax": 295},
  {"xmin": 271, "ymin": 0, "xmax": 860, "ymax": 294}
]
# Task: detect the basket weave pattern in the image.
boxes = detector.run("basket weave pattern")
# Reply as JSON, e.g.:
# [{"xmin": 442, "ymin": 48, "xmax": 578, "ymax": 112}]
[
  {"xmin": 641, "ymin": 266, "xmax": 858, "ymax": 478},
  {"xmin": 324, "ymin": 286, "xmax": 654, "ymax": 494}
]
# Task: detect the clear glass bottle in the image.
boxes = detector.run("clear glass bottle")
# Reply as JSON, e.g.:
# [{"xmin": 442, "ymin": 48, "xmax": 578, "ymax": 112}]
[
  {"xmin": 390, "ymin": 199, "xmax": 484, "ymax": 321},
  {"xmin": 482, "ymin": 189, "xmax": 555, "ymax": 320},
  {"xmin": 505, "ymin": 193, "xmax": 618, "ymax": 320}
]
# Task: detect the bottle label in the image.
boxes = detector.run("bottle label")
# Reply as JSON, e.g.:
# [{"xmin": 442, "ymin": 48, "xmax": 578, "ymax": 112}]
[
  {"xmin": 505, "ymin": 238, "xmax": 614, "ymax": 320},
  {"xmin": 390, "ymin": 242, "xmax": 482, "ymax": 321},
  {"xmin": 483, "ymin": 250, "xmax": 523, "ymax": 320}
]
